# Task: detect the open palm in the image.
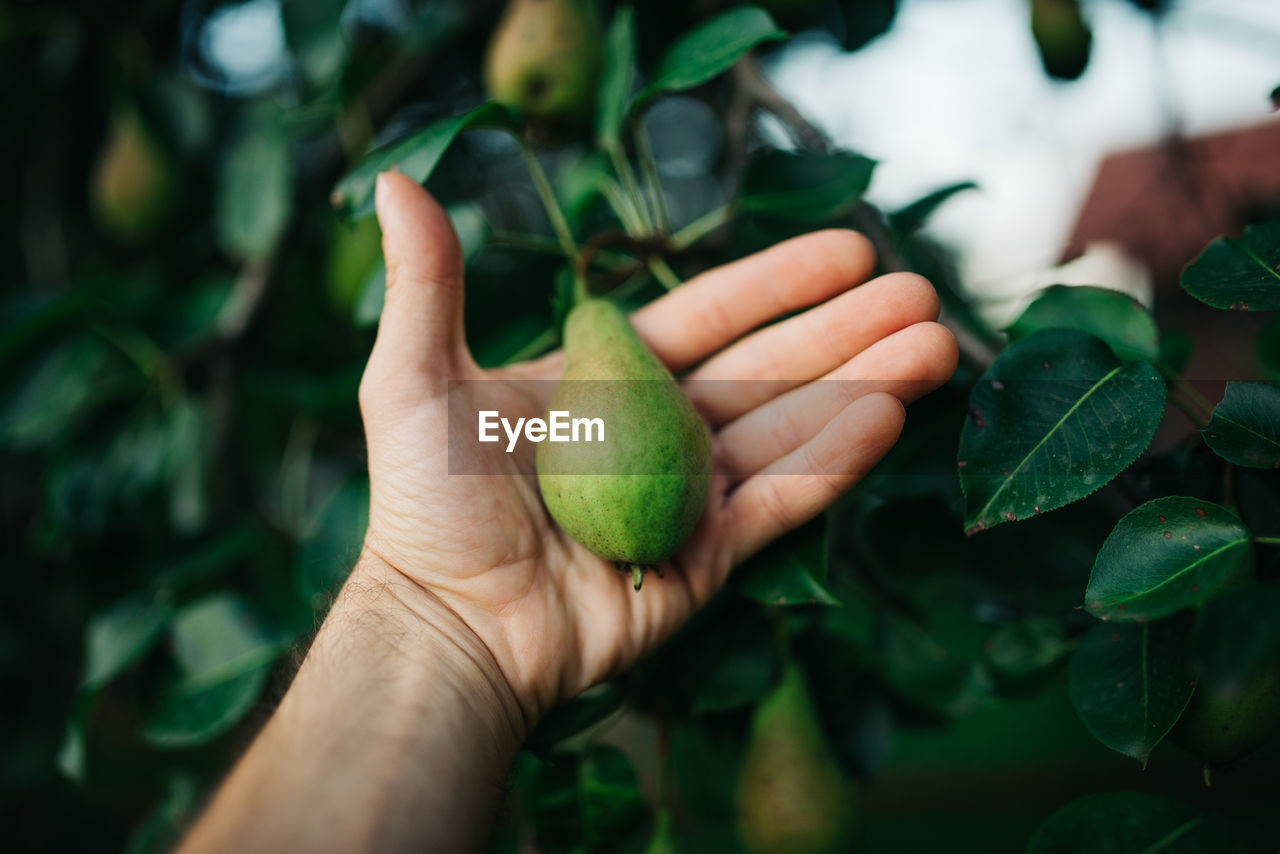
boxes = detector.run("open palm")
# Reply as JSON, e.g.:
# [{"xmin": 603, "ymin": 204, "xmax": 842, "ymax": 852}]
[{"xmin": 358, "ymin": 172, "xmax": 957, "ymax": 723}]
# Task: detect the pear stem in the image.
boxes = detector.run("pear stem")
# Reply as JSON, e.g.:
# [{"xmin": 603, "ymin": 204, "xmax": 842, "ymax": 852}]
[
  {"xmin": 630, "ymin": 564, "xmax": 645, "ymax": 590},
  {"xmin": 608, "ymin": 144, "xmax": 653, "ymax": 235},
  {"xmin": 599, "ymin": 177, "xmax": 647, "ymax": 236},
  {"xmin": 671, "ymin": 203, "xmax": 736, "ymax": 250},
  {"xmin": 631, "ymin": 115, "xmax": 670, "ymax": 234},
  {"xmin": 516, "ymin": 137, "xmax": 578, "ymax": 259}
]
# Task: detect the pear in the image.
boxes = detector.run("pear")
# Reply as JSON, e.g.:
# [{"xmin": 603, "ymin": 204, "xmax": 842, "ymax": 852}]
[
  {"xmin": 483, "ymin": 0, "xmax": 603, "ymax": 124},
  {"xmin": 735, "ymin": 664, "xmax": 856, "ymax": 854},
  {"xmin": 1174, "ymin": 664, "xmax": 1280, "ymax": 764},
  {"xmin": 90, "ymin": 110, "xmax": 176, "ymax": 243},
  {"xmin": 536, "ymin": 299, "xmax": 711, "ymax": 588}
]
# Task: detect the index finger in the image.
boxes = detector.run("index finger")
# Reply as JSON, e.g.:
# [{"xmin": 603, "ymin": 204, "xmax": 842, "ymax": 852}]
[{"xmin": 629, "ymin": 229, "xmax": 876, "ymax": 371}]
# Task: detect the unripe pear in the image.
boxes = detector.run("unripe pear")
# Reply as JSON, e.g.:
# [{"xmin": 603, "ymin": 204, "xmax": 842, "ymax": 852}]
[
  {"xmin": 735, "ymin": 664, "xmax": 857, "ymax": 854},
  {"xmin": 535, "ymin": 299, "xmax": 711, "ymax": 588},
  {"xmin": 1030, "ymin": 0, "xmax": 1092, "ymax": 81},
  {"xmin": 1174, "ymin": 664, "xmax": 1280, "ymax": 764},
  {"xmin": 91, "ymin": 110, "xmax": 176, "ymax": 243},
  {"xmin": 484, "ymin": 0, "xmax": 603, "ymax": 124}
]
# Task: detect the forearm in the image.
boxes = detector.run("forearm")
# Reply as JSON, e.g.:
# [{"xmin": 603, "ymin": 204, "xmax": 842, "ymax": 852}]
[{"xmin": 178, "ymin": 552, "xmax": 527, "ymax": 854}]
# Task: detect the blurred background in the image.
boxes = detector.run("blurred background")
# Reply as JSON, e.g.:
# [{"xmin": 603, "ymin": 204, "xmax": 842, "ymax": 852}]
[{"xmin": 2, "ymin": 0, "xmax": 1278, "ymax": 851}]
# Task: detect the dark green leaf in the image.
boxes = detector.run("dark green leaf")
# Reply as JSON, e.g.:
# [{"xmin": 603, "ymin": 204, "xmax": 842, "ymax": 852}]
[
  {"xmin": 82, "ymin": 595, "xmax": 172, "ymax": 690},
  {"xmin": 1007, "ymin": 285, "xmax": 1159, "ymax": 363},
  {"xmin": 637, "ymin": 7, "xmax": 786, "ymax": 104},
  {"xmin": 733, "ymin": 518, "xmax": 840, "ymax": 606},
  {"xmin": 1068, "ymin": 616, "xmax": 1194, "ymax": 764},
  {"xmin": 578, "ymin": 745, "xmax": 647, "ymax": 851},
  {"xmin": 56, "ymin": 720, "xmax": 86, "ymax": 782},
  {"xmin": 123, "ymin": 776, "xmax": 200, "ymax": 854},
  {"xmin": 141, "ymin": 664, "xmax": 271, "ymax": 749},
  {"xmin": 332, "ymin": 103, "xmax": 521, "ymax": 219},
  {"xmin": 1180, "ymin": 219, "xmax": 1280, "ymax": 310},
  {"xmin": 1030, "ymin": 0, "xmax": 1093, "ymax": 81},
  {"xmin": 1192, "ymin": 582, "xmax": 1280, "ymax": 694},
  {"xmin": 526, "ymin": 683, "xmax": 625, "ymax": 754},
  {"xmin": 294, "ymin": 478, "xmax": 370, "ymax": 607},
  {"xmin": 169, "ymin": 593, "xmax": 287, "ymax": 683},
  {"xmin": 838, "ymin": 0, "xmax": 898, "ymax": 51},
  {"xmin": 1202, "ymin": 381, "xmax": 1280, "ymax": 468},
  {"xmin": 739, "ymin": 151, "xmax": 876, "ymax": 222},
  {"xmin": 215, "ymin": 125, "xmax": 292, "ymax": 261},
  {"xmin": 596, "ymin": 6, "xmax": 635, "ymax": 149},
  {"xmin": 1085, "ymin": 497, "xmax": 1251, "ymax": 621},
  {"xmin": 888, "ymin": 181, "xmax": 976, "ymax": 237},
  {"xmin": 959, "ymin": 329, "xmax": 1164, "ymax": 534},
  {"xmin": 984, "ymin": 616, "xmax": 1071, "ymax": 681},
  {"xmin": 0, "ymin": 336, "xmax": 130, "ymax": 450},
  {"xmin": 1028, "ymin": 791, "xmax": 1225, "ymax": 854}
]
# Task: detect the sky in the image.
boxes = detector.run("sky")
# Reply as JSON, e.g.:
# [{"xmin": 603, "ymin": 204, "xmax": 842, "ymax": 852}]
[{"xmin": 766, "ymin": 0, "xmax": 1280, "ymax": 316}]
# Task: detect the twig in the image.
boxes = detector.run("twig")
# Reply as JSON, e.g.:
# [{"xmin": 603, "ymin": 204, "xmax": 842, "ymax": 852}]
[
  {"xmin": 631, "ymin": 115, "xmax": 670, "ymax": 234},
  {"xmin": 646, "ymin": 256, "xmax": 682, "ymax": 292},
  {"xmin": 516, "ymin": 137, "xmax": 577, "ymax": 258},
  {"xmin": 671, "ymin": 204, "xmax": 736, "ymax": 250}
]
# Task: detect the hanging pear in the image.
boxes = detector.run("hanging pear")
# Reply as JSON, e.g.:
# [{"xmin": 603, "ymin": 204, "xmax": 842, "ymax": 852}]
[
  {"xmin": 536, "ymin": 299, "xmax": 711, "ymax": 589},
  {"xmin": 484, "ymin": 0, "xmax": 603, "ymax": 124},
  {"xmin": 735, "ymin": 664, "xmax": 857, "ymax": 854},
  {"xmin": 90, "ymin": 109, "xmax": 177, "ymax": 243},
  {"xmin": 1030, "ymin": 0, "xmax": 1092, "ymax": 81},
  {"xmin": 1174, "ymin": 663, "xmax": 1280, "ymax": 764}
]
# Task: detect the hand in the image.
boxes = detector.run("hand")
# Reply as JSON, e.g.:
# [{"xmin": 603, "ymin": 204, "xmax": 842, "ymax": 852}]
[{"xmin": 357, "ymin": 171, "xmax": 958, "ymax": 732}]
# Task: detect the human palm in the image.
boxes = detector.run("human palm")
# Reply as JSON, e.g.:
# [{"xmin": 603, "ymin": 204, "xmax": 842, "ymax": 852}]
[{"xmin": 358, "ymin": 172, "xmax": 957, "ymax": 723}]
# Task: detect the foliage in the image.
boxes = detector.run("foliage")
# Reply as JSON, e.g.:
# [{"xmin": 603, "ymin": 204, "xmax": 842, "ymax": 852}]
[{"xmin": 5, "ymin": 1, "xmax": 1280, "ymax": 852}]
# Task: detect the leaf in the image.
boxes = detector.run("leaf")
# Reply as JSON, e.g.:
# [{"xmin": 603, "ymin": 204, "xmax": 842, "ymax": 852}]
[
  {"xmin": 141, "ymin": 664, "xmax": 271, "ymax": 749},
  {"xmin": 1007, "ymin": 285, "xmax": 1159, "ymax": 363},
  {"xmin": 526, "ymin": 683, "xmax": 624, "ymax": 754},
  {"xmin": 1028, "ymin": 791, "xmax": 1224, "ymax": 854},
  {"xmin": 1201, "ymin": 381, "xmax": 1280, "ymax": 468},
  {"xmin": 596, "ymin": 6, "xmax": 635, "ymax": 149},
  {"xmin": 1067, "ymin": 616, "xmax": 1194, "ymax": 764},
  {"xmin": 82, "ymin": 595, "xmax": 173, "ymax": 690},
  {"xmin": 733, "ymin": 518, "xmax": 840, "ymax": 606},
  {"xmin": 636, "ymin": 6, "xmax": 786, "ymax": 105},
  {"xmin": 838, "ymin": 0, "xmax": 899, "ymax": 51},
  {"xmin": 215, "ymin": 125, "xmax": 293, "ymax": 261},
  {"xmin": 888, "ymin": 180, "xmax": 976, "ymax": 237},
  {"xmin": 124, "ymin": 775, "xmax": 200, "ymax": 854},
  {"xmin": 294, "ymin": 477, "xmax": 370, "ymax": 607},
  {"xmin": 739, "ymin": 151, "xmax": 876, "ymax": 222},
  {"xmin": 1192, "ymin": 582, "xmax": 1280, "ymax": 695},
  {"xmin": 0, "ymin": 336, "xmax": 129, "ymax": 450},
  {"xmin": 1084, "ymin": 497, "xmax": 1251, "ymax": 621},
  {"xmin": 577, "ymin": 745, "xmax": 647, "ymax": 851},
  {"xmin": 959, "ymin": 329, "xmax": 1165, "ymax": 534},
  {"xmin": 984, "ymin": 617, "xmax": 1071, "ymax": 682},
  {"xmin": 1180, "ymin": 218, "xmax": 1280, "ymax": 310},
  {"xmin": 332, "ymin": 102, "xmax": 521, "ymax": 219},
  {"xmin": 169, "ymin": 593, "xmax": 287, "ymax": 684}
]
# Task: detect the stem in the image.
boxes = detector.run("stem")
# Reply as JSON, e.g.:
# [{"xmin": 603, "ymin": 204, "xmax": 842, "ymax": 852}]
[
  {"xmin": 1222, "ymin": 462, "xmax": 1237, "ymax": 510},
  {"xmin": 516, "ymin": 138, "xmax": 577, "ymax": 258},
  {"xmin": 503, "ymin": 327, "xmax": 558, "ymax": 364},
  {"xmin": 1168, "ymin": 394, "xmax": 1210, "ymax": 430},
  {"xmin": 631, "ymin": 115, "xmax": 669, "ymax": 234},
  {"xmin": 600, "ymin": 177, "xmax": 647, "ymax": 237},
  {"xmin": 1255, "ymin": 536, "xmax": 1280, "ymax": 545},
  {"xmin": 608, "ymin": 144, "xmax": 652, "ymax": 234},
  {"xmin": 671, "ymin": 204, "xmax": 736, "ymax": 250},
  {"xmin": 655, "ymin": 717, "xmax": 673, "ymax": 810},
  {"xmin": 1156, "ymin": 361, "xmax": 1214, "ymax": 427},
  {"xmin": 490, "ymin": 231, "xmax": 634, "ymax": 269},
  {"xmin": 646, "ymin": 256, "xmax": 682, "ymax": 292}
]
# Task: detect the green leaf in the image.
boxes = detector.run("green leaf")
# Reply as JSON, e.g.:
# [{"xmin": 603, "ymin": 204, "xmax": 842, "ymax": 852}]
[
  {"xmin": 1180, "ymin": 218, "xmax": 1280, "ymax": 310},
  {"xmin": 215, "ymin": 125, "xmax": 293, "ymax": 261},
  {"xmin": 1028, "ymin": 791, "xmax": 1225, "ymax": 854},
  {"xmin": 0, "ymin": 336, "xmax": 129, "ymax": 450},
  {"xmin": 56, "ymin": 720, "xmax": 86, "ymax": 782},
  {"xmin": 141, "ymin": 664, "xmax": 271, "ymax": 749},
  {"xmin": 983, "ymin": 616, "xmax": 1071, "ymax": 682},
  {"xmin": 1192, "ymin": 582, "xmax": 1280, "ymax": 694},
  {"xmin": 124, "ymin": 775, "xmax": 200, "ymax": 854},
  {"xmin": 1084, "ymin": 497, "xmax": 1251, "ymax": 621},
  {"xmin": 733, "ymin": 518, "xmax": 840, "ymax": 606},
  {"xmin": 959, "ymin": 329, "xmax": 1164, "ymax": 534},
  {"xmin": 294, "ymin": 477, "xmax": 370, "ymax": 607},
  {"xmin": 1007, "ymin": 285, "xmax": 1159, "ymax": 363},
  {"xmin": 526, "ymin": 683, "xmax": 624, "ymax": 754},
  {"xmin": 888, "ymin": 181, "xmax": 976, "ymax": 237},
  {"xmin": 578, "ymin": 745, "xmax": 647, "ymax": 851},
  {"xmin": 169, "ymin": 593, "xmax": 287, "ymax": 684},
  {"xmin": 82, "ymin": 595, "xmax": 173, "ymax": 690},
  {"xmin": 637, "ymin": 6, "xmax": 786, "ymax": 105},
  {"xmin": 596, "ymin": 6, "xmax": 635, "ymax": 149},
  {"xmin": 332, "ymin": 103, "xmax": 521, "ymax": 219},
  {"xmin": 1201, "ymin": 381, "xmax": 1280, "ymax": 468},
  {"xmin": 838, "ymin": 0, "xmax": 899, "ymax": 51},
  {"xmin": 1067, "ymin": 616, "xmax": 1194, "ymax": 764},
  {"xmin": 739, "ymin": 150, "xmax": 876, "ymax": 222}
]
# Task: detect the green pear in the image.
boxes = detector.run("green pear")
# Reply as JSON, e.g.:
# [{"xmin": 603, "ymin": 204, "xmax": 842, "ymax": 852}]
[
  {"xmin": 1174, "ymin": 664, "xmax": 1280, "ymax": 764},
  {"xmin": 483, "ymin": 0, "xmax": 603, "ymax": 123},
  {"xmin": 325, "ymin": 215, "xmax": 382, "ymax": 316},
  {"xmin": 535, "ymin": 299, "xmax": 711, "ymax": 588},
  {"xmin": 735, "ymin": 664, "xmax": 856, "ymax": 854},
  {"xmin": 90, "ymin": 110, "xmax": 176, "ymax": 243},
  {"xmin": 1030, "ymin": 0, "xmax": 1092, "ymax": 81}
]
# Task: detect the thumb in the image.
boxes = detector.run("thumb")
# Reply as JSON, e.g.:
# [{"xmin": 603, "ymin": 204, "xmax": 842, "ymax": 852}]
[{"xmin": 366, "ymin": 171, "xmax": 468, "ymax": 388}]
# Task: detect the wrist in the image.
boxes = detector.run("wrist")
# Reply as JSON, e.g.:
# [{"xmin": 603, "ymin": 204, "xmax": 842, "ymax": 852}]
[{"xmin": 334, "ymin": 548, "xmax": 532, "ymax": 750}]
